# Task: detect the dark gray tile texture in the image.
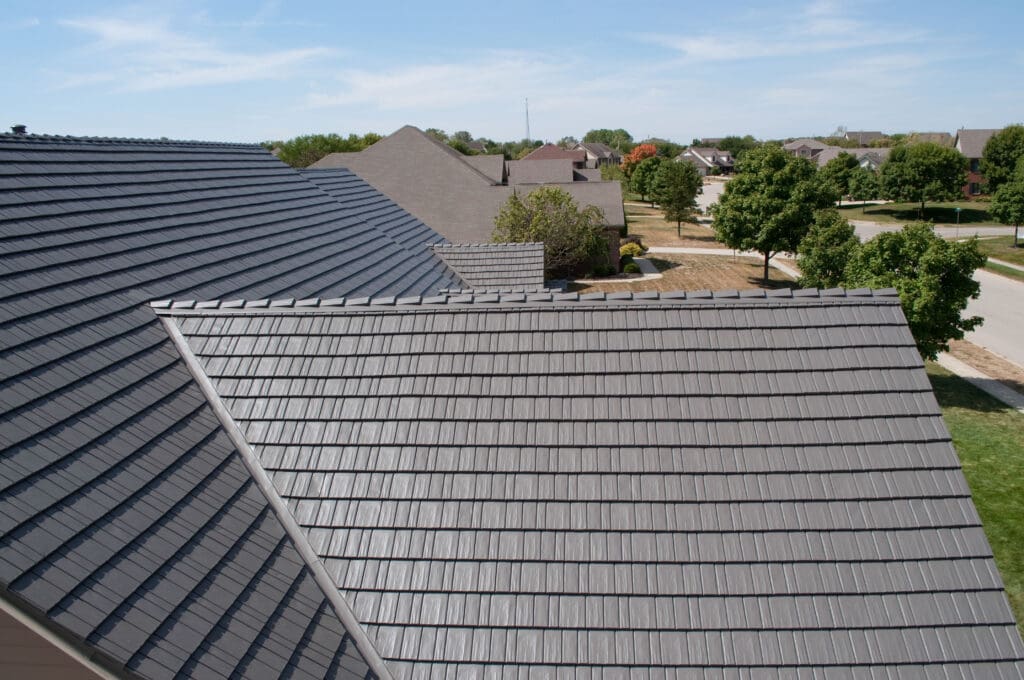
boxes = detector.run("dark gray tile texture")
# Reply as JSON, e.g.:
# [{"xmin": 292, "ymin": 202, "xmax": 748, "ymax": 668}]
[
  {"xmin": 168, "ymin": 295, "xmax": 1024, "ymax": 677},
  {"xmin": 0, "ymin": 133, "xmax": 469, "ymax": 678},
  {"xmin": 432, "ymin": 243, "xmax": 546, "ymax": 289}
]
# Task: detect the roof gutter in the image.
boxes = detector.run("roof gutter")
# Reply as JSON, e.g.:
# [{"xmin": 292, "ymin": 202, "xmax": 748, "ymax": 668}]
[{"xmin": 159, "ymin": 314, "xmax": 396, "ymax": 680}]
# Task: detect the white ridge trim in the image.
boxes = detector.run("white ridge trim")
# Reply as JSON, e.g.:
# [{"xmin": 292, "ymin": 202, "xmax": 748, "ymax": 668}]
[{"xmin": 159, "ymin": 316, "xmax": 395, "ymax": 680}]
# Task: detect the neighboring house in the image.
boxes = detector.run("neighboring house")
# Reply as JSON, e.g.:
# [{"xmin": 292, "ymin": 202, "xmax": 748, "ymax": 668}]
[
  {"xmin": 783, "ymin": 137, "xmax": 833, "ymax": 160},
  {"xmin": 676, "ymin": 146, "xmax": 734, "ymax": 176},
  {"xmin": 520, "ymin": 143, "xmax": 587, "ymax": 167},
  {"xmin": 3, "ymin": 131, "xmax": 1024, "ymax": 679},
  {"xmin": 311, "ymin": 126, "xmax": 625, "ymax": 242},
  {"xmin": 814, "ymin": 146, "xmax": 891, "ymax": 171},
  {"xmin": 844, "ymin": 130, "xmax": 886, "ymax": 145},
  {"xmin": 572, "ymin": 141, "xmax": 621, "ymax": 168},
  {"xmin": 955, "ymin": 128, "xmax": 1001, "ymax": 196},
  {"xmin": 699, "ymin": 136, "xmax": 724, "ymax": 146}
]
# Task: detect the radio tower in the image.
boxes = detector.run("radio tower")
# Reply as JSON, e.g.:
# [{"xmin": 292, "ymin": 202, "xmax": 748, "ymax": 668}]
[{"xmin": 525, "ymin": 98, "xmax": 531, "ymax": 143}]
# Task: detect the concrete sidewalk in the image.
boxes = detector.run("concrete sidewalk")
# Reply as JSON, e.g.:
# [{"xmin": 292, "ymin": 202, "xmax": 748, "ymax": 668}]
[
  {"xmin": 936, "ymin": 353, "xmax": 1024, "ymax": 414},
  {"xmin": 646, "ymin": 246, "xmax": 800, "ymax": 279}
]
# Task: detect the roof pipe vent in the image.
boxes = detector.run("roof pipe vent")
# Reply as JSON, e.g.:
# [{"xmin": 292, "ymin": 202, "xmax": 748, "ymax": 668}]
[{"xmin": 11, "ymin": 124, "xmax": 27, "ymax": 134}]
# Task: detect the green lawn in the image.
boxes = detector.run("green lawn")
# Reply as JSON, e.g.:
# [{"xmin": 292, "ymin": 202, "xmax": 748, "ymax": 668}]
[
  {"xmin": 976, "ymin": 235, "xmax": 1024, "ymax": 266},
  {"xmin": 838, "ymin": 200, "xmax": 994, "ymax": 225},
  {"xmin": 927, "ymin": 363, "xmax": 1024, "ymax": 635},
  {"xmin": 986, "ymin": 261, "xmax": 1024, "ymax": 283}
]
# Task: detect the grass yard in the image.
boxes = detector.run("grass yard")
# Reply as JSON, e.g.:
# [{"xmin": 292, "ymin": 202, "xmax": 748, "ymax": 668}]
[
  {"xmin": 975, "ymin": 235, "xmax": 1024, "ymax": 266},
  {"xmin": 927, "ymin": 363, "xmax": 1024, "ymax": 635},
  {"xmin": 571, "ymin": 253, "xmax": 796, "ymax": 293},
  {"xmin": 837, "ymin": 200, "xmax": 995, "ymax": 225},
  {"xmin": 624, "ymin": 202, "xmax": 724, "ymax": 247},
  {"xmin": 986, "ymin": 261, "xmax": 1024, "ymax": 283}
]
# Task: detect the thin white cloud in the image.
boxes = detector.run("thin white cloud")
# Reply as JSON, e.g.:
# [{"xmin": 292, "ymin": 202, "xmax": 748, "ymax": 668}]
[
  {"xmin": 58, "ymin": 15, "xmax": 335, "ymax": 91},
  {"xmin": 307, "ymin": 52, "xmax": 605, "ymax": 111},
  {"xmin": 0, "ymin": 17, "xmax": 40, "ymax": 30},
  {"xmin": 636, "ymin": 0, "xmax": 925, "ymax": 63}
]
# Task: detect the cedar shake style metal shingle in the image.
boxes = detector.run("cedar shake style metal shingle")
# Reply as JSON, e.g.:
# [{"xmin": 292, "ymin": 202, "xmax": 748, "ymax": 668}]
[
  {"xmin": 431, "ymin": 243, "xmax": 546, "ymax": 290},
  {"xmin": 159, "ymin": 290, "xmax": 1024, "ymax": 678},
  {"xmin": 0, "ymin": 133, "xmax": 468, "ymax": 679}
]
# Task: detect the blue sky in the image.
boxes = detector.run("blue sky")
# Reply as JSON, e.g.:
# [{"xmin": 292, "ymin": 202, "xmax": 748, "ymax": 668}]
[{"xmin": 2, "ymin": 0, "xmax": 1022, "ymax": 144}]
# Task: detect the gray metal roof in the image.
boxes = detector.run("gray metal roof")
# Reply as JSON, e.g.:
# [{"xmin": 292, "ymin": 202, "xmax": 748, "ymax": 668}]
[
  {"xmin": 160, "ymin": 289, "xmax": 1024, "ymax": 677},
  {"xmin": 431, "ymin": 243, "xmax": 545, "ymax": 290},
  {"xmin": 0, "ymin": 132, "xmax": 470, "ymax": 678}
]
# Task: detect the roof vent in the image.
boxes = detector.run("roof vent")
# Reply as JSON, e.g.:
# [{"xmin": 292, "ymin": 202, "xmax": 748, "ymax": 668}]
[{"xmin": 11, "ymin": 124, "xmax": 27, "ymax": 134}]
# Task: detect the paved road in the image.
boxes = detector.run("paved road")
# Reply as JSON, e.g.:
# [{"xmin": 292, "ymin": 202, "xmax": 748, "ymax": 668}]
[
  {"xmin": 964, "ymin": 269, "xmax": 1024, "ymax": 367},
  {"xmin": 696, "ymin": 180, "xmax": 726, "ymax": 214},
  {"xmin": 851, "ymin": 220, "xmax": 1014, "ymax": 241}
]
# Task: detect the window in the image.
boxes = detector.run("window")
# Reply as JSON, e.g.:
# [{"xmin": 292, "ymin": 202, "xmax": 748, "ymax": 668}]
[
  {"xmin": 969, "ymin": 182, "xmax": 980, "ymax": 195},
  {"xmin": 970, "ymin": 159, "xmax": 980, "ymax": 173}
]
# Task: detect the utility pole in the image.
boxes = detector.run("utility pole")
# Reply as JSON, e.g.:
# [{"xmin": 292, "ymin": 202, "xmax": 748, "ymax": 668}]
[{"xmin": 525, "ymin": 98, "xmax": 530, "ymax": 143}]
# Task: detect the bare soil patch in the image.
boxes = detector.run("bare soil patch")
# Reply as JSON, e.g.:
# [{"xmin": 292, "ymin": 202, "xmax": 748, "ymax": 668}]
[
  {"xmin": 571, "ymin": 253, "xmax": 797, "ymax": 294},
  {"xmin": 948, "ymin": 340, "xmax": 1024, "ymax": 396}
]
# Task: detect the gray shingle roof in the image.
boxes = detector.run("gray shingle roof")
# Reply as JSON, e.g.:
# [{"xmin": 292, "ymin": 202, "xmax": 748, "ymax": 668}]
[
  {"xmin": 955, "ymin": 128, "xmax": 1001, "ymax": 159},
  {"xmin": 159, "ymin": 289, "xmax": 1024, "ymax": 677},
  {"xmin": 0, "ymin": 132, "xmax": 470, "ymax": 678},
  {"xmin": 431, "ymin": 243, "xmax": 545, "ymax": 290}
]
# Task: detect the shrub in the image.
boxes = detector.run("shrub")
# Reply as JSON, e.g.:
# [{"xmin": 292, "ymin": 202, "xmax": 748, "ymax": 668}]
[
  {"xmin": 591, "ymin": 263, "xmax": 616, "ymax": 277},
  {"xmin": 623, "ymin": 262, "xmax": 641, "ymax": 274},
  {"xmin": 620, "ymin": 242, "xmax": 646, "ymax": 258}
]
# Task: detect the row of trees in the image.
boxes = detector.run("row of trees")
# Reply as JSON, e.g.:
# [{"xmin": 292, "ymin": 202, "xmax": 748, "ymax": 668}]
[{"xmin": 712, "ymin": 144, "xmax": 988, "ymax": 358}]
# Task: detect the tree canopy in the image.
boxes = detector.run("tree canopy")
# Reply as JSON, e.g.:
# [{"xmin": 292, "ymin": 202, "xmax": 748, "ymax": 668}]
[
  {"xmin": 879, "ymin": 142, "xmax": 966, "ymax": 216},
  {"xmin": 620, "ymin": 143, "xmax": 658, "ymax": 177},
  {"xmin": 715, "ymin": 135, "xmax": 761, "ymax": 159},
  {"xmin": 492, "ymin": 187, "xmax": 608, "ymax": 279},
  {"xmin": 843, "ymin": 223, "xmax": 985, "ymax": 359},
  {"xmin": 712, "ymin": 144, "xmax": 836, "ymax": 282},
  {"xmin": 848, "ymin": 166, "xmax": 882, "ymax": 204},
  {"xmin": 268, "ymin": 132, "xmax": 382, "ymax": 168},
  {"xmin": 630, "ymin": 156, "xmax": 665, "ymax": 204},
  {"xmin": 980, "ymin": 125, "xmax": 1024, "ymax": 192},
  {"xmin": 818, "ymin": 151, "xmax": 860, "ymax": 203},
  {"xmin": 990, "ymin": 161, "xmax": 1024, "ymax": 246},
  {"xmin": 797, "ymin": 210, "xmax": 859, "ymax": 289},
  {"xmin": 583, "ymin": 128, "xmax": 634, "ymax": 152},
  {"xmin": 652, "ymin": 160, "xmax": 702, "ymax": 232}
]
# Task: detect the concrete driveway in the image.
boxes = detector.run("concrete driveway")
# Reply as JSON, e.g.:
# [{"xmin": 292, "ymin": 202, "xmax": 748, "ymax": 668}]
[{"xmin": 964, "ymin": 269, "xmax": 1024, "ymax": 367}]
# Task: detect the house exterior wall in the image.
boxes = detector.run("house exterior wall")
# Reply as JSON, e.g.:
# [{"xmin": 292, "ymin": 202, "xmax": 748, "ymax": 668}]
[{"xmin": 0, "ymin": 608, "xmax": 107, "ymax": 680}]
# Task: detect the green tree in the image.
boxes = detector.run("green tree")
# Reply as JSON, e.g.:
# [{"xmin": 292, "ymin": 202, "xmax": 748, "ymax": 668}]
[
  {"xmin": 644, "ymin": 138, "xmax": 685, "ymax": 159},
  {"xmin": 848, "ymin": 166, "xmax": 881, "ymax": 208},
  {"xmin": 557, "ymin": 136, "xmax": 579, "ymax": 149},
  {"xmin": 980, "ymin": 125, "xmax": 1024, "ymax": 192},
  {"xmin": 716, "ymin": 135, "xmax": 761, "ymax": 159},
  {"xmin": 272, "ymin": 132, "xmax": 381, "ymax": 167},
  {"xmin": 797, "ymin": 210, "xmax": 859, "ymax": 289},
  {"xmin": 990, "ymin": 166, "xmax": 1024, "ymax": 246},
  {"xmin": 492, "ymin": 187, "xmax": 608, "ymax": 279},
  {"xmin": 630, "ymin": 156, "xmax": 665, "ymax": 204},
  {"xmin": 712, "ymin": 144, "xmax": 837, "ymax": 282},
  {"xmin": 879, "ymin": 142, "xmax": 966, "ymax": 217},
  {"xmin": 652, "ymin": 160, "xmax": 702, "ymax": 234},
  {"xmin": 424, "ymin": 128, "xmax": 448, "ymax": 143},
  {"xmin": 844, "ymin": 223, "xmax": 985, "ymax": 359},
  {"xmin": 620, "ymin": 143, "xmax": 658, "ymax": 177},
  {"xmin": 584, "ymin": 128, "xmax": 634, "ymax": 152},
  {"xmin": 819, "ymin": 151, "xmax": 860, "ymax": 204}
]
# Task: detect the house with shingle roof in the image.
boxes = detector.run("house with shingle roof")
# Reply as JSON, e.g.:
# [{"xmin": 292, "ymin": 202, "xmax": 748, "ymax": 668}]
[
  {"xmin": 2, "ymin": 130, "xmax": 1024, "ymax": 679},
  {"xmin": 572, "ymin": 141, "xmax": 622, "ymax": 168},
  {"xmin": 783, "ymin": 137, "xmax": 833, "ymax": 160},
  {"xmin": 676, "ymin": 147, "xmax": 734, "ymax": 175},
  {"xmin": 844, "ymin": 130, "xmax": 886, "ymax": 145},
  {"xmin": 955, "ymin": 128, "xmax": 1002, "ymax": 196},
  {"xmin": 311, "ymin": 126, "xmax": 625, "ymax": 241}
]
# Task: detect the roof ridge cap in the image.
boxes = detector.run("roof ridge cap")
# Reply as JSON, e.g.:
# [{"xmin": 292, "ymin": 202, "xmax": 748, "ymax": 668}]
[
  {"xmin": 152, "ymin": 287, "xmax": 900, "ymax": 311},
  {"xmin": 0, "ymin": 132, "xmax": 262, "ymax": 149}
]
